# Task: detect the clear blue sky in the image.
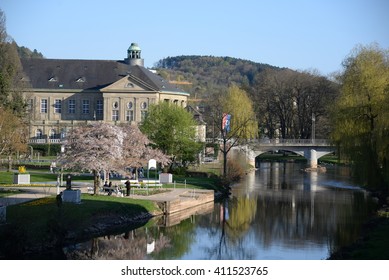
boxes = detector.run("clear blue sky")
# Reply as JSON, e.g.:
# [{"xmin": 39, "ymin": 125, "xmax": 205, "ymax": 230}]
[{"xmin": 2, "ymin": 0, "xmax": 388, "ymax": 76}]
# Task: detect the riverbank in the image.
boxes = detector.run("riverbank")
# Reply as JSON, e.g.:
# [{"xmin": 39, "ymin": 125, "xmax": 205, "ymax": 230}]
[
  {"xmin": 0, "ymin": 168, "xmax": 224, "ymax": 259},
  {"xmin": 328, "ymin": 213, "xmax": 389, "ymax": 259}
]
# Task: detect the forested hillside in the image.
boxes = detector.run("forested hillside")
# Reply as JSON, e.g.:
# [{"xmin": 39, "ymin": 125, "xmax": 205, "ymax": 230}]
[
  {"xmin": 154, "ymin": 55, "xmax": 282, "ymax": 99},
  {"xmin": 155, "ymin": 55, "xmax": 338, "ymax": 139}
]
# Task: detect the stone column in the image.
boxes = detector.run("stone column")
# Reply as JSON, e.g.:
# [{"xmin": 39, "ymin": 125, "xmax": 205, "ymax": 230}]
[
  {"xmin": 245, "ymin": 146, "xmax": 256, "ymax": 168},
  {"xmin": 309, "ymin": 149, "xmax": 318, "ymax": 169}
]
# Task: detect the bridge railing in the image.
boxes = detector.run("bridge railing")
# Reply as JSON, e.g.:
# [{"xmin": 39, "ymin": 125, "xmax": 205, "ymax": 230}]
[{"xmin": 251, "ymin": 138, "xmax": 331, "ymax": 146}]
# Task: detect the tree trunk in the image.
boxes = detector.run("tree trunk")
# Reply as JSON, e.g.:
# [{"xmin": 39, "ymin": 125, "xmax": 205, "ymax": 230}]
[{"xmin": 93, "ymin": 170, "xmax": 100, "ymax": 195}]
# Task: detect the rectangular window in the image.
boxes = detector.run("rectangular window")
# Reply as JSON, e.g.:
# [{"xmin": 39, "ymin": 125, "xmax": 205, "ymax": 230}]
[
  {"xmin": 27, "ymin": 99, "xmax": 33, "ymax": 112},
  {"xmin": 54, "ymin": 99, "xmax": 62, "ymax": 113},
  {"xmin": 96, "ymin": 100, "xmax": 103, "ymax": 115},
  {"xmin": 82, "ymin": 100, "xmax": 90, "ymax": 114},
  {"xmin": 141, "ymin": 110, "xmax": 147, "ymax": 122},
  {"xmin": 41, "ymin": 99, "xmax": 48, "ymax": 113},
  {"xmin": 126, "ymin": 110, "xmax": 134, "ymax": 121},
  {"xmin": 112, "ymin": 110, "xmax": 119, "ymax": 121},
  {"xmin": 68, "ymin": 100, "xmax": 76, "ymax": 114}
]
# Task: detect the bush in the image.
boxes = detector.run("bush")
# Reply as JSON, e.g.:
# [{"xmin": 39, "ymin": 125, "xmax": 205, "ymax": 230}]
[
  {"xmin": 31, "ymin": 144, "xmax": 61, "ymax": 156},
  {"xmin": 226, "ymin": 160, "xmax": 245, "ymax": 182}
]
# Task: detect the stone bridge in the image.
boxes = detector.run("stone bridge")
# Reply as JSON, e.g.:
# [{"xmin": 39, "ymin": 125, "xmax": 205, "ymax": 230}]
[{"xmin": 239, "ymin": 139, "xmax": 335, "ymax": 169}]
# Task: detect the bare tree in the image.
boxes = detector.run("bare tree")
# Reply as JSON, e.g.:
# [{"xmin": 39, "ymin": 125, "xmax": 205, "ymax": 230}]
[
  {"xmin": 252, "ymin": 68, "xmax": 337, "ymax": 140},
  {"xmin": 0, "ymin": 108, "xmax": 28, "ymax": 170}
]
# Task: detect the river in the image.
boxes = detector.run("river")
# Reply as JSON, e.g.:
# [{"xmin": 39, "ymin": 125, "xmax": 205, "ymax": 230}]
[{"xmin": 63, "ymin": 162, "xmax": 373, "ymax": 260}]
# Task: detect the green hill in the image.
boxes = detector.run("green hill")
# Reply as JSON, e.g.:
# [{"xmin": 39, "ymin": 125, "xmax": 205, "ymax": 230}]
[{"xmin": 154, "ymin": 55, "xmax": 283, "ymax": 99}]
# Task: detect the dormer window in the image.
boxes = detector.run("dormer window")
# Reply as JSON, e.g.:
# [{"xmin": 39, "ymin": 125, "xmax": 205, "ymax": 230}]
[
  {"xmin": 76, "ymin": 77, "xmax": 86, "ymax": 83},
  {"xmin": 48, "ymin": 76, "xmax": 58, "ymax": 82}
]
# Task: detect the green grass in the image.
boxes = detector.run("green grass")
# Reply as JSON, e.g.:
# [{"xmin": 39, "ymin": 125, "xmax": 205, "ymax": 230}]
[
  {"xmin": 257, "ymin": 153, "xmax": 307, "ymax": 162},
  {"xmin": 190, "ymin": 162, "xmax": 222, "ymax": 176},
  {"xmin": 0, "ymin": 171, "xmax": 94, "ymax": 185},
  {"xmin": 166, "ymin": 176, "xmax": 221, "ymax": 190}
]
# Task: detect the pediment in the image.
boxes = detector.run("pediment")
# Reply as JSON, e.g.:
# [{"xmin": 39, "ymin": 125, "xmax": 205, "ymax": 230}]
[{"xmin": 100, "ymin": 75, "xmax": 155, "ymax": 92}]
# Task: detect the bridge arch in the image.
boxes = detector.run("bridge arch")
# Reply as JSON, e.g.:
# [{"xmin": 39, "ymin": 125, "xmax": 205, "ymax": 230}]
[
  {"xmin": 240, "ymin": 139, "xmax": 335, "ymax": 169},
  {"xmin": 252, "ymin": 149, "xmax": 333, "ymax": 168}
]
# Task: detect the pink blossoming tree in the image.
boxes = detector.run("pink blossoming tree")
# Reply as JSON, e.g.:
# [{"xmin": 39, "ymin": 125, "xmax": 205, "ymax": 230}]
[{"xmin": 58, "ymin": 122, "xmax": 169, "ymax": 194}]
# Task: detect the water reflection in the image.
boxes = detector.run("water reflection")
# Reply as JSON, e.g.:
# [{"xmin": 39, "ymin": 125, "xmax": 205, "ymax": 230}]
[{"xmin": 64, "ymin": 162, "xmax": 373, "ymax": 260}]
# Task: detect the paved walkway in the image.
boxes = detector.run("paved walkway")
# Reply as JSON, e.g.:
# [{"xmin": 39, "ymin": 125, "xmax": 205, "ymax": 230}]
[{"xmin": 0, "ymin": 183, "xmax": 211, "ymax": 207}]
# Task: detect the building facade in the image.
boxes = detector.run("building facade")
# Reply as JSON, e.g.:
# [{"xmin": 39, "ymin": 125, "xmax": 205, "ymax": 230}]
[{"xmin": 21, "ymin": 43, "xmax": 190, "ymax": 142}]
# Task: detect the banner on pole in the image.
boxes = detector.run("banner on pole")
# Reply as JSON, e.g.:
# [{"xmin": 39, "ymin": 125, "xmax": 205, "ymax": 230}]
[{"xmin": 222, "ymin": 113, "xmax": 231, "ymax": 132}]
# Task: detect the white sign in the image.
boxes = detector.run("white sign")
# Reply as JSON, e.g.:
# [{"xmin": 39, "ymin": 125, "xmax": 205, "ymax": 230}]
[{"xmin": 148, "ymin": 159, "xmax": 157, "ymax": 169}]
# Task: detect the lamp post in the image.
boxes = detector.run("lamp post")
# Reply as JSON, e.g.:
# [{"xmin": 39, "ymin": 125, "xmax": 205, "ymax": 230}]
[
  {"xmin": 60, "ymin": 145, "xmax": 65, "ymax": 188},
  {"xmin": 311, "ymin": 113, "xmax": 316, "ymax": 144}
]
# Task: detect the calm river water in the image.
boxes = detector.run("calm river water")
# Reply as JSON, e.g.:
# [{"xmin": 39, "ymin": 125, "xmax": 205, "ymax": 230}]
[{"xmin": 64, "ymin": 162, "xmax": 373, "ymax": 260}]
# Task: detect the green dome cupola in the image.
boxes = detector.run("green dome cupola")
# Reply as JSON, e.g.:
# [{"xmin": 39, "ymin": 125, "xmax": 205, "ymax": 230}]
[{"xmin": 126, "ymin": 43, "xmax": 144, "ymax": 66}]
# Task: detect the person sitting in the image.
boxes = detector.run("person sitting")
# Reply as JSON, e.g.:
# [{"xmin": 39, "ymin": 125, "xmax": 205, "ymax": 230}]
[
  {"xmin": 115, "ymin": 184, "xmax": 122, "ymax": 196},
  {"xmin": 106, "ymin": 181, "xmax": 113, "ymax": 195}
]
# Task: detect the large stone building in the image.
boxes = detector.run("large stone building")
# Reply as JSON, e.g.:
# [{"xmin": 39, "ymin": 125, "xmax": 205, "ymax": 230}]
[{"xmin": 21, "ymin": 43, "xmax": 190, "ymax": 142}]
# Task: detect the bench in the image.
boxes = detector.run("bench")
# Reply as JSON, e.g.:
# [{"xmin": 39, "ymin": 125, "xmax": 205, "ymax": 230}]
[
  {"xmin": 120, "ymin": 179, "xmax": 141, "ymax": 187},
  {"xmin": 140, "ymin": 180, "xmax": 163, "ymax": 188}
]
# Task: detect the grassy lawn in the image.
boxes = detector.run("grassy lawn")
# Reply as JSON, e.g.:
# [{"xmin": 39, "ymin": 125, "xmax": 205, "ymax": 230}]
[
  {"xmin": 0, "ymin": 171, "xmax": 93, "ymax": 185},
  {"xmin": 165, "ymin": 176, "xmax": 221, "ymax": 190}
]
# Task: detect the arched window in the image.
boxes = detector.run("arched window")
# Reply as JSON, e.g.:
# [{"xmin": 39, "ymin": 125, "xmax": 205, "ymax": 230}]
[
  {"xmin": 49, "ymin": 129, "xmax": 56, "ymax": 139},
  {"xmin": 140, "ymin": 101, "xmax": 147, "ymax": 109},
  {"xmin": 60, "ymin": 129, "xmax": 66, "ymax": 139},
  {"xmin": 36, "ymin": 129, "xmax": 43, "ymax": 139}
]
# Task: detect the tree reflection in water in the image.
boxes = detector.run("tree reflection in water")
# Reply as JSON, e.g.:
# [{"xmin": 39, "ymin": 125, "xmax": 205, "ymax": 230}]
[{"xmin": 63, "ymin": 163, "xmax": 373, "ymax": 260}]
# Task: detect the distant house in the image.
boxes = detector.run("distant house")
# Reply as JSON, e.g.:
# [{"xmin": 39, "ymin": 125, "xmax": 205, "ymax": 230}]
[
  {"xmin": 20, "ymin": 43, "xmax": 190, "ymax": 142},
  {"xmin": 186, "ymin": 105, "xmax": 206, "ymax": 143}
]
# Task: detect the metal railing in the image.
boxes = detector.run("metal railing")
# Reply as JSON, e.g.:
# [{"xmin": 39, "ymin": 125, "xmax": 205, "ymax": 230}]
[
  {"xmin": 255, "ymin": 138, "xmax": 331, "ymax": 146},
  {"xmin": 28, "ymin": 138, "xmax": 64, "ymax": 144},
  {"xmin": 206, "ymin": 138, "xmax": 332, "ymax": 146}
]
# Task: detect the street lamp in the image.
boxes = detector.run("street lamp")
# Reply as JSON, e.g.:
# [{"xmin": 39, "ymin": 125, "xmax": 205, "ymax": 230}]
[
  {"xmin": 311, "ymin": 113, "xmax": 316, "ymax": 144},
  {"xmin": 55, "ymin": 145, "xmax": 65, "ymax": 195}
]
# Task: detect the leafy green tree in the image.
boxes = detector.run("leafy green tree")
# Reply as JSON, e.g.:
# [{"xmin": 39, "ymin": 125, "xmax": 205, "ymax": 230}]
[
  {"xmin": 140, "ymin": 102, "xmax": 202, "ymax": 171},
  {"xmin": 331, "ymin": 44, "xmax": 389, "ymax": 190}
]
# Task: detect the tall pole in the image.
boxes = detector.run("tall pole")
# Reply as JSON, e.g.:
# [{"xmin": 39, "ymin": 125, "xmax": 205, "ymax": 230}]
[
  {"xmin": 60, "ymin": 145, "xmax": 65, "ymax": 187},
  {"xmin": 311, "ymin": 113, "xmax": 316, "ymax": 143}
]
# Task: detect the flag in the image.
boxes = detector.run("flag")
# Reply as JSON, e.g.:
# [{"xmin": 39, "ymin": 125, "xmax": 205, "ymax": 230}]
[{"xmin": 222, "ymin": 113, "xmax": 231, "ymax": 132}]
